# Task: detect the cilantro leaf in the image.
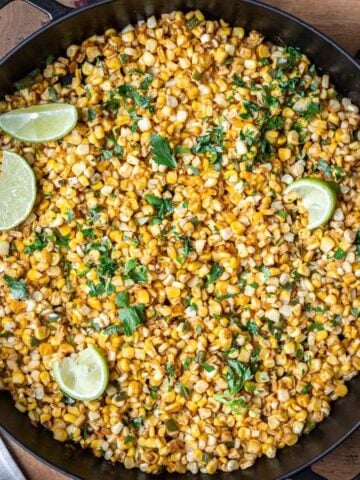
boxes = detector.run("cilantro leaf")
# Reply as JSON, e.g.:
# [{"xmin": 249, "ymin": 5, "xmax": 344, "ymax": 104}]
[
  {"xmin": 225, "ymin": 359, "xmax": 253, "ymax": 395},
  {"xmin": 4, "ymin": 274, "xmax": 29, "ymax": 300},
  {"xmin": 150, "ymin": 134, "xmax": 177, "ymax": 168},
  {"xmin": 119, "ymin": 304, "xmax": 145, "ymax": 336},
  {"xmin": 334, "ymin": 248, "xmax": 346, "ymax": 260},
  {"xmin": 24, "ymin": 231, "xmax": 48, "ymax": 254},
  {"xmin": 115, "ymin": 292, "xmax": 130, "ymax": 307},
  {"xmin": 206, "ymin": 262, "xmax": 223, "ymax": 287},
  {"xmin": 246, "ymin": 321, "xmax": 259, "ymax": 335},
  {"xmin": 145, "ymin": 193, "xmax": 173, "ymax": 223},
  {"xmin": 123, "ymin": 259, "xmax": 148, "ymax": 283},
  {"xmin": 118, "ymin": 84, "xmax": 153, "ymax": 111}
]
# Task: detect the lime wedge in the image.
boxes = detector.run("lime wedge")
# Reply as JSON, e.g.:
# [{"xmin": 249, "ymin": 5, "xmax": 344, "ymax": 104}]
[
  {"xmin": 53, "ymin": 346, "xmax": 109, "ymax": 402},
  {"xmin": 284, "ymin": 177, "xmax": 337, "ymax": 229},
  {"xmin": 0, "ymin": 150, "xmax": 36, "ymax": 231},
  {"xmin": 0, "ymin": 103, "xmax": 78, "ymax": 143}
]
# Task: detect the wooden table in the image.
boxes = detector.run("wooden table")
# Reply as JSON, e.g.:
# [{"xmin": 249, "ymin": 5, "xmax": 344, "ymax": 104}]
[{"xmin": 0, "ymin": 1, "xmax": 359, "ymax": 479}]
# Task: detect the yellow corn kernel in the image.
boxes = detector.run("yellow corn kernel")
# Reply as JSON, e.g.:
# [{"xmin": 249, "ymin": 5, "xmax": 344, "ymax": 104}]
[
  {"xmin": 165, "ymin": 286, "xmax": 181, "ymax": 300},
  {"xmin": 278, "ymin": 147, "xmax": 292, "ymax": 161},
  {"xmin": 135, "ymin": 289, "xmax": 150, "ymax": 304},
  {"xmin": 12, "ymin": 372, "xmax": 25, "ymax": 384}
]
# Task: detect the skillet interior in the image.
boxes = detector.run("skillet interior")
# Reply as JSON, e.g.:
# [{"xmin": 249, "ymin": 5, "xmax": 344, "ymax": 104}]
[{"xmin": 0, "ymin": 1, "xmax": 359, "ymax": 479}]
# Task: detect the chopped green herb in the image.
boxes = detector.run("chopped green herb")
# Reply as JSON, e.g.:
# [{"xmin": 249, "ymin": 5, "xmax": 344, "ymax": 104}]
[
  {"xmin": 315, "ymin": 159, "xmax": 332, "ymax": 177},
  {"xmin": 81, "ymin": 228, "xmax": 96, "ymax": 239},
  {"xmin": 165, "ymin": 418, "xmax": 179, "ymax": 432},
  {"xmin": 45, "ymin": 54, "xmax": 55, "ymax": 65},
  {"xmin": 225, "ymin": 359, "xmax": 253, "ymax": 395},
  {"xmin": 118, "ymin": 84, "xmax": 154, "ymax": 111},
  {"xmin": 261, "ymin": 266, "xmax": 271, "ymax": 281},
  {"xmin": 309, "ymin": 322, "xmax": 325, "ymax": 331},
  {"xmin": 200, "ymin": 363, "xmax": 215, "ymax": 372},
  {"xmin": 301, "ymin": 382, "xmax": 312, "ymax": 394},
  {"xmin": 88, "ymin": 205, "xmax": 102, "ymax": 224},
  {"xmin": 48, "ymin": 87, "xmax": 57, "ymax": 102},
  {"xmin": 140, "ymin": 74, "xmax": 154, "ymax": 91},
  {"xmin": 150, "ymin": 134, "xmax": 177, "ymax": 168},
  {"xmin": 183, "ymin": 357, "xmax": 194, "ymax": 370},
  {"xmin": 189, "ymin": 165, "xmax": 200, "ymax": 175},
  {"xmin": 166, "ymin": 363, "xmax": 175, "ymax": 377},
  {"xmin": 214, "ymin": 394, "xmax": 247, "ymax": 412},
  {"xmin": 120, "ymin": 54, "xmax": 129, "ymax": 64},
  {"xmin": 192, "ymin": 125, "xmax": 223, "ymax": 170},
  {"xmin": 87, "ymin": 108, "xmax": 96, "ymax": 121},
  {"xmin": 334, "ymin": 248, "xmax": 346, "ymax": 260},
  {"xmin": 24, "ymin": 231, "xmax": 48, "ymax": 254},
  {"xmin": 124, "ymin": 435, "xmax": 134, "ymax": 444},
  {"xmin": 355, "ymin": 231, "xmax": 360, "ymax": 257},
  {"xmin": 246, "ymin": 321, "xmax": 259, "ymax": 335},
  {"xmin": 215, "ymin": 293, "xmax": 238, "ymax": 301},
  {"xmin": 206, "ymin": 262, "xmax": 223, "ymax": 287},
  {"xmin": 4, "ymin": 274, "xmax": 29, "ymax": 300},
  {"xmin": 145, "ymin": 193, "xmax": 173, "ymax": 223},
  {"xmin": 31, "ymin": 336, "xmax": 40, "ymax": 347},
  {"xmin": 102, "ymin": 324, "xmax": 122, "ymax": 336},
  {"xmin": 119, "ymin": 303, "xmax": 145, "ymax": 336},
  {"xmin": 233, "ymin": 75, "xmax": 245, "ymax": 88},
  {"xmin": 186, "ymin": 15, "xmax": 200, "ymax": 29},
  {"xmin": 276, "ymin": 210, "xmax": 287, "ymax": 220},
  {"xmin": 115, "ymin": 291, "xmax": 130, "ymax": 307},
  {"xmin": 179, "ymin": 383, "xmax": 190, "ymax": 398},
  {"xmin": 123, "ymin": 259, "xmax": 148, "ymax": 283}
]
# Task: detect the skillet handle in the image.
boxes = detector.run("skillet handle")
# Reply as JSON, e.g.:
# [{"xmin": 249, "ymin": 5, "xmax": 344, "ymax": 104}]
[
  {"xmin": 289, "ymin": 466, "xmax": 328, "ymax": 480},
  {"xmin": 0, "ymin": 0, "xmax": 71, "ymax": 18}
]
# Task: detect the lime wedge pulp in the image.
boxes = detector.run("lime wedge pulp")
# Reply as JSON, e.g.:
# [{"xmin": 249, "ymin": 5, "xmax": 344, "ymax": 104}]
[
  {"xmin": 0, "ymin": 103, "xmax": 78, "ymax": 143},
  {"xmin": 284, "ymin": 177, "xmax": 337, "ymax": 229},
  {"xmin": 53, "ymin": 346, "xmax": 109, "ymax": 402},
  {"xmin": 0, "ymin": 150, "xmax": 36, "ymax": 231}
]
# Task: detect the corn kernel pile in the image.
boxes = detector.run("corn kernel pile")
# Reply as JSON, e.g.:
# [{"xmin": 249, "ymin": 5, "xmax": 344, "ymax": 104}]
[{"xmin": 0, "ymin": 10, "xmax": 359, "ymax": 475}]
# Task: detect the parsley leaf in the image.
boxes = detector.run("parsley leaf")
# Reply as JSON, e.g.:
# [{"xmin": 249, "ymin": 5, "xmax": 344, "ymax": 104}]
[
  {"xmin": 233, "ymin": 75, "xmax": 245, "ymax": 88},
  {"xmin": 225, "ymin": 359, "xmax": 253, "ymax": 395},
  {"xmin": 4, "ymin": 274, "xmax": 29, "ymax": 300},
  {"xmin": 115, "ymin": 291, "xmax": 130, "ymax": 307},
  {"xmin": 123, "ymin": 259, "xmax": 148, "ymax": 283},
  {"xmin": 24, "ymin": 231, "xmax": 48, "ymax": 254},
  {"xmin": 102, "ymin": 324, "xmax": 122, "ymax": 336},
  {"xmin": 334, "ymin": 248, "xmax": 346, "ymax": 260},
  {"xmin": 192, "ymin": 125, "xmax": 224, "ymax": 170},
  {"xmin": 206, "ymin": 262, "xmax": 223, "ymax": 287},
  {"xmin": 118, "ymin": 84, "xmax": 154, "ymax": 111},
  {"xmin": 145, "ymin": 193, "xmax": 173, "ymax": 223},
  {"xmin": 246, "ymin": 321, "xmax": 259, "ymax": 335},
  {"xmin": 140, "ymin": 74, "xmax": 154, "ymax": 91},
  {"xmin": 355, "ymin": 230, "xmax": 360, "ymax": 257},
  {"xmin": 119, "ymin": 304, "xmax": 145, "ymax": 336},
  {"xmin": 150, "ymin": 134, "xmax": 177, "ymax": 168},
  {"xmin": 301, "ymin": 382, "xmax": 312, "ymax": 394}
]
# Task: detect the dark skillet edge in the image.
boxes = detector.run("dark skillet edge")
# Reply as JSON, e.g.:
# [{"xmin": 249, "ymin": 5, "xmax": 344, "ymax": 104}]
[{"xmin": 0, "ymin": 0, "xmax": 359, "ymax": 479}]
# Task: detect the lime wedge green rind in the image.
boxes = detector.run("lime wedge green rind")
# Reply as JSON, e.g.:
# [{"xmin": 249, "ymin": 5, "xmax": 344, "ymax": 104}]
[
  {"xmin": 53, "ymin": 346, "xmax": 109, "ymax": 402},
  {"xmin": 0, "ymin": 103, "xmax": 78, "ymax": 143},
  {"xmin": 0, "ymin": 150, "xmax": 36, "ymax": 231},
  {"xmin": 284, "ymin": 177, "xmax": 337, "ymax": 230}
]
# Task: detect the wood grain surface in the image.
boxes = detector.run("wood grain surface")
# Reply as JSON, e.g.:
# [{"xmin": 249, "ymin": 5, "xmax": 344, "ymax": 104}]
[{"xmin": 0, "ymin": 1, "xmax": 359, "ymax": 479}]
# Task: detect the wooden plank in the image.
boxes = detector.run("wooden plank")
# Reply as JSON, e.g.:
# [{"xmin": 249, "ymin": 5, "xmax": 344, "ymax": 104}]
[{"xmin": 0, "ymin": 1, "xmax": 359, "ymax": 479}]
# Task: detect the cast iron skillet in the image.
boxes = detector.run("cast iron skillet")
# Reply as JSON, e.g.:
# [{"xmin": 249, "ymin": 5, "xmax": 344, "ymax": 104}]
[{"xmin": 0, "ymin": 1, "xmax": 359, "ymax": 479}]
